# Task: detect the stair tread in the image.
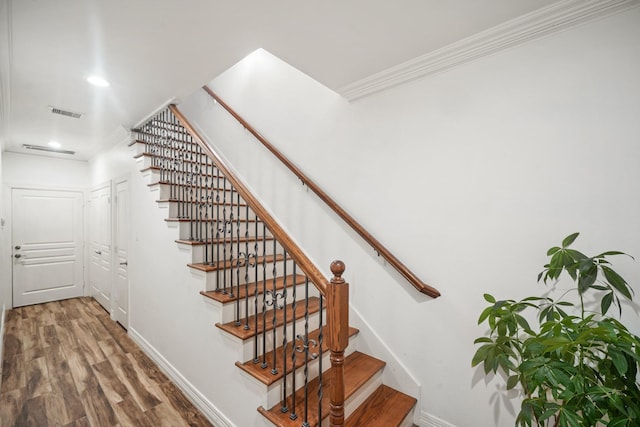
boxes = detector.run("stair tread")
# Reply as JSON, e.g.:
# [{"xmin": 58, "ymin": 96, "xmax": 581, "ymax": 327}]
[
  {"xmin": 165, "ymin": 217, "xmax": 258, "ymax": 223},
  {"xmin": 133, "ymin": 152, "xmax": 212, "ymax": 165},
  {"xmin": 188, "ymin": 254, "xmax": 287, "ymax": 272},
  {"xmin": 149, "ymin": 181, "xmax": 234, "ymax": 192},
  {"xmin": 201, "ymin": 274, "xmax": 304, "ymax": 304},
  {"xmin": 216, "ymin": 296, "xmax": 321, "ymax": 340},
  {"xmin": 258, "ymin": 351, "xmax": 386, "ymax": 427},
  {"xmin": 157, "ymin": 198, "xmax": 248, "ymax": 207},
  {"xmin": 141, "ymin": 165, "xmax": 223, "ymax": 178},
  {"xmin": 236, "ymin": 326, "xmax": 359, "ymax": 386},
  {"xmin": 345, "ymin": 384, "xmax": 417, "ymax": 427},
  {"xmin": 176, "ymin": 235, "xmax": 273, "ymax": 246}
]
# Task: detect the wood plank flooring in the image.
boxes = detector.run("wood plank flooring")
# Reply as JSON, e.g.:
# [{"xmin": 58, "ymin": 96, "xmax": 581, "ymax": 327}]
[{"xmin": 0, "ymin": 297, "xmax": 214, "ymax": 427}]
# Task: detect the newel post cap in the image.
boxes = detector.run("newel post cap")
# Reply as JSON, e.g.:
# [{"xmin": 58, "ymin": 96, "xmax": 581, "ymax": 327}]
[{"xmin": 330, "ymin": 260, "xmax": 346, "ymax": 284}]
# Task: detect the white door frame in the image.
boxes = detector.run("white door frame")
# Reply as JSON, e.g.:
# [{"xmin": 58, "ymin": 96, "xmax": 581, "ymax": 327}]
[
  {"xmin": 112, "ymin": 175, "xmax": 130, "ymax": 328},
  {"xmin": 89, "ymin": 182, "xmax": 112, "ymax": 312},
  {"xmin": 3, "ymin": 184, "xmax": 88, "ymax": 308}
]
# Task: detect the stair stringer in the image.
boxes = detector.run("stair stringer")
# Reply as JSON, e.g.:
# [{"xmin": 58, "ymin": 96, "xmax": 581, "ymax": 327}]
[
  {"xmin": 127, "ymin": 157, "xmax": 286, "ymax": 427},
  {"xmin": 348, "ymin": 305, "xmax": 422, "ymax": 426}
]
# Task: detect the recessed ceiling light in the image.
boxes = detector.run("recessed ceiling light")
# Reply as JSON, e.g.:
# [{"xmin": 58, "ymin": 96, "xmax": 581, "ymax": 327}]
[
  {"xmin": 87, "ymin": 75, "xmax": 110, "ymax": 87},
  {"xmin": 48, "ymin": 141, "xmax": 61, "ymax": 148}
]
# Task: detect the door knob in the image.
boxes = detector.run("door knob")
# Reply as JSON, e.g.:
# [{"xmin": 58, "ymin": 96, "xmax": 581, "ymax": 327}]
[
  {"xmin": 119, "ymin": 261, "xmax": 128, "ymax": 266},
  {"xmin": 95, "ymin": 250, "xmax": 102, "ymax": 255},
  {"xmin": 14, "ymin": 254, "xmax": 22, "ymax": 258},
  {"xmin": 15, "ymin": 245, "xmax": 21, "ymax": 250}
]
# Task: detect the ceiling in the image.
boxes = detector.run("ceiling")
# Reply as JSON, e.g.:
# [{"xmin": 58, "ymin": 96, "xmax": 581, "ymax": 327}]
[{"xmin": 0, "ymin": 0, "xmax": 563, "ymax": 161}]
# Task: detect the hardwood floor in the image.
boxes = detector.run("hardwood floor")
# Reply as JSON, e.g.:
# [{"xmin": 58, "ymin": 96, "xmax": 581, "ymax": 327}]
[{"xmin": 0, "ymin": 297, "xmax": 214, "ymax": 427}]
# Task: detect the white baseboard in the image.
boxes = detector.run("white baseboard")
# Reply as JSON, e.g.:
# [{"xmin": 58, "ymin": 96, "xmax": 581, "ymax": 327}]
[
  {"xmin": 128, "ymin": 327, "xmax": 235, "ymax": 427},
  {"xmin": 421, "ymin": 410, "xmax": 456, "ymax": 427},
  {"xmin": 0, "ymin": 304, "xmax": 5, "ymax": 382}
]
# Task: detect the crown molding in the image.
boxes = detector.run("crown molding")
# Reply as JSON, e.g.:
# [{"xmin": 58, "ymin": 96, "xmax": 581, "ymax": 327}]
[{"xmin": 339, "ymin": 0, "xmax": 640, "ymax": 101}]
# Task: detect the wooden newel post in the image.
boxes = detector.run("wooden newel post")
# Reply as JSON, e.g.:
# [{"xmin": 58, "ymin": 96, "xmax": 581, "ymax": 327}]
[{"xmin": 327, "ymin": 260, "xmax": 349, "ymax": 427}]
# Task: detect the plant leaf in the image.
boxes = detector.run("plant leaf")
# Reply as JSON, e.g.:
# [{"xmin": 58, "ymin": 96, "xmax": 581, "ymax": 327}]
[
  {"xmin": 602, "ymin": 266, "xmax": 633, "ymax": 299},
  {"xmin": 547, "ymin": 246, "xmax": 561, "ymax": 256},
  {"xmin": 610, "ymin": 349, "xmax": 629, "ymax": 375},
  {"xmin": 484, "ymin": 293, "xmax": 496, "ymax": 303},
  {"xmin": 506, "ymin": 374, "xmax": 519, "ymax": 390},
  {"xmin": 478, "ymin": 306, "xmax": 493, "ymax": 325},
  {"xmin": 601, "ymin": 292, "xmax": 613, "ymax": 315},
  {"xmin": 562, "ymin": 232, "xmax": 579, "ymax": 248}
]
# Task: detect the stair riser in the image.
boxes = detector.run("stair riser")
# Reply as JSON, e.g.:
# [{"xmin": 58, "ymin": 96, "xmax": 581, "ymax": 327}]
[
  {"xmin": 203, "ymin": 258, "xmax": 300, "ymax": 292},
  {"xmin": 320, "ymin": 371, "xmax": 384, "ymax": 427},
  {"xmin": 153, "ymin": 182, "xmax": 239, "ymax": 202},
  {"xmin": 173, "ymin": 220, "xmax": 266, "ymax": 241},
  {"xmin": 145, "ymin": 168, "xmax": 231, "ymax": 189},
  {"xmin": 162, "ymin": 201, "xmax": 256, "ymax": 221},
  {"xmin": 140, "ymin": 153, "xmax": 212, "ymax": 171},
  {"xmin": 220, "ymin": 280, "xmax": 321, "ymax": 324},
  {"xmin": 262, "ymin": 335, "xmax": 360, "ymax": 409},
  {"xmin": 235, "ymin": 311, "xmax": 323, "ymax": 362},
  {"xmin": 134, "ymin": 138, "xmax": 213, "ymax": 160},
  {"xmin": 184, "ymin": 239, "xmax": 278, "ymax": 264}
]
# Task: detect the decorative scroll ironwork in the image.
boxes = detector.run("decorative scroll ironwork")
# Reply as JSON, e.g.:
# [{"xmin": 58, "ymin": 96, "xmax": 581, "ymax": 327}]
[{"xmin": 133, "ymin": 107, "xmax": 333, "ymax": 427}]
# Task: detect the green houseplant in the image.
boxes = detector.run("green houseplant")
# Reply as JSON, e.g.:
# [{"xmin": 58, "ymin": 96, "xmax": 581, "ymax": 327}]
[{"xmin": 472, "ymin": 233, "xmax": 640, "ymax": 427}]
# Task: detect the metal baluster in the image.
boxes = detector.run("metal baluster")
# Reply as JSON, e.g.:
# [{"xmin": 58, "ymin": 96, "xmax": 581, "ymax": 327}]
[
  {"xmin": 253, "ymin": 216, "xmax": 261, "ymax": 363},
  {"xmin": 289, "ymin": 264, "xmax": 298, "ymax": 421},
  {"xmin": 317, "ymin": 295, "xmax": 324, "ymax": 425},
  {"xmin": 189, "ymin": 136, "xmax": 195, "ymax": 240},
  {"xmin": 234, "ymin": 191, "xmax": 241, "ymax": 326},
  {"xmin": 260, "ymin": 222, "xmax": 268, "ymax": 369},
  {"xmin": 271, "ymin": 239, "xmax": 279, "ymax": 376},
  {"xmin": 280, "ymin": 260, "xmax": 289, "ymax": 413},
  {"xmin": 243, "ymin": 201, "xmax": 251, "ymax": 331},
  {"xmin": 218, "ymin": 174, "xmax": 226, "ymax": 293},
  {"xmin": 195, "ymin": 145, "xmax": 201, "ymax": 242},
  {"xmin": 301, "ymin": 276, "xmax": 312, "ymax": 427}
]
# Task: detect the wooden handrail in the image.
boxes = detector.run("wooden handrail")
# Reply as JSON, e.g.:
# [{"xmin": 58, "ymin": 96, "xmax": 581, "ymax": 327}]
[
  {"xmin": 202, "ymin": 86, "xmax": 441, "ymax": 298},
  {"xmin": 168, "ymin": 105, "xmax": 329, "ymax": 296}
]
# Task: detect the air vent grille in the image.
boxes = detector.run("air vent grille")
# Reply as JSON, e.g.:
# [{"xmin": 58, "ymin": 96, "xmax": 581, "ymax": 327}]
[
  {"xmin": 23, "ymin": 144, "xmax": 76, "ymax": 155},
  {"xmin": 49, "ymin": 106, "xmax": 83, "ymax": 119}
]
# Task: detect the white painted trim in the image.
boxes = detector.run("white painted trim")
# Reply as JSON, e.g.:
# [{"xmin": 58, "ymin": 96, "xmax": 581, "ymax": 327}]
[
  {"xmin": 338, "ymin": 0, "xmax": 640, "ymax": 100},
  {"xmin": 128, "ymin": 327, "xmax": 235, "ymax": 427},
  {"xmin": 0, "ymin": 304, "xmax": 6, "ymax": 383},
  {"xmin": 420, "ymin": 411, "xmax": 457, "ymax": 427},
  {"xmin": 349, "ymin": 305, "xmax": 422, "ymax": 424}
]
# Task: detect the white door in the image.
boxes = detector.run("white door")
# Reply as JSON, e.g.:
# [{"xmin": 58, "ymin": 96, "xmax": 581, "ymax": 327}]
[
  {"xmin": 12, "ymin": 188, "xmax": 84, "ymax": 307},
  {"xmin": 113, "ymin": 179, "xmax": 129, "ymax": 328},
  {"xmin": 89, "ymin": 184, "xmax": 111, "ymax": 311}
]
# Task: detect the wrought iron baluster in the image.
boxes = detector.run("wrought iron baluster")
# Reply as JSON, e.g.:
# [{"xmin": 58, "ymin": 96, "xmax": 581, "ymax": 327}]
[
  {"xmin": 253, "ymin": 216, "xmax": 261, "ymax": 363},
  {"xmin": 280, "ymin": 262, "xmax": 289, "ymax": 414},
  {"xmin": 271, "ymin": 239, "xmax": 279, "ymax": 375},
  {"xmin": 222, "ymin": 177, "xmax": 230, "ymax": 296},
  {"xmin": 261, "ymin": 222, "xmax": 268, "ymax": 369},
  {"xmin": 234, "ymin": 190, "xmax": 241, "ymax": 326},
  {"xmin": 317, "ymin": 294, "xmax": 324, "ymax": 425},
  {"xmin": 296, "ymin": 276, "xmax": 318, "ymax": 427},
  {"xmin": 188, "ymin": 136, "xmax": 195, "ymax": 240},
  {"xmin": 243, "ymin": 201, "xmax": 251, "ymax": 331},
  {"xmin": 289, "ymin": 265, "xmax": 298, "ymax": 421}
]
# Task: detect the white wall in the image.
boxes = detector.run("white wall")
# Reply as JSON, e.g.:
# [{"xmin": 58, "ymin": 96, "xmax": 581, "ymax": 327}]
[
  {"xmin": 0, "ymin": 147, "xmax": 6, "ymax": 377},
  {"xmin": 0, "ymin": 152, "xmax": 90, "ymax": 308},
  {"xmin": 179, "ymin": 9, "xmax": 640, "ymax": 426},
  {"xmin": 2, "ymin": 152, "xmax": 89, "ymax": 189}
]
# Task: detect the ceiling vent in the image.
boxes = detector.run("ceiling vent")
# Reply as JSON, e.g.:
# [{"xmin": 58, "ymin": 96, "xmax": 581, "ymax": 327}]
[
  {"xmin": 23, "ymin": 144, "xmax": 76, "ymax": 155},
  {"xmin": 48, "ymin": 105, "xmax": 84, "ymax": 119}
]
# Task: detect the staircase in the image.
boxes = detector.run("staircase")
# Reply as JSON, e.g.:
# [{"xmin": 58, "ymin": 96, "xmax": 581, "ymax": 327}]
[{"xmin": 131, "ymin": 106, "xmax": 418, "ymax": 427}]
